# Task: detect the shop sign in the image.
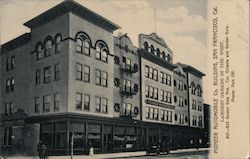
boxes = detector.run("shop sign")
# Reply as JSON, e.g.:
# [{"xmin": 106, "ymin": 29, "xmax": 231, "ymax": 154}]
[
  {"xmin": 88, "ymin": 134, "xmax": 100, "ymax": 139},
  {"xmin": 114, "ymin": 135, "xmax": 136, "ymax": 141},
  {"xmin": 145, "ymin": 99, "xmax": 175, "ymax": 109}
]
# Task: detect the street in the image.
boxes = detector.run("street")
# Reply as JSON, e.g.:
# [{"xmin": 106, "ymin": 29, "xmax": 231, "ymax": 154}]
[{"xmin": 118, "ymin": 150, "xmax": 209, "ymax": 159}]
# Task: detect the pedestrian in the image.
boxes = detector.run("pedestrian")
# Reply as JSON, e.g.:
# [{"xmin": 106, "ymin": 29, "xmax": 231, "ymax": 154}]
[
  {"xmin": 41, "ymin": 143, "xmax": 47, "ymax": 159},
  {"xmin": 37, "ymin": 141, "xmax": 42, "ymax": 159},
  {"xmin": 89, "ymin": 143, "xmax": 94, "ymax": 156}
]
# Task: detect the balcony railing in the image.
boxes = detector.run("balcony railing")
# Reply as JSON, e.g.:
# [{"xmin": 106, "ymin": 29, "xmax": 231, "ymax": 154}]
[
  {"xmin": 120, "ymin": 63, "xmax": 138, "ymax": 73},
  {"xmin": 119, "ymin": 85, "xmax": 138, "ymax": 96}
]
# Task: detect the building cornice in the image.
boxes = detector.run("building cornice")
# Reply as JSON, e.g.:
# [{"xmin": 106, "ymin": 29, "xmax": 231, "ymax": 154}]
[{"xmin": 23, "ymin": 0, "xmax": 121, "ymax": 33}]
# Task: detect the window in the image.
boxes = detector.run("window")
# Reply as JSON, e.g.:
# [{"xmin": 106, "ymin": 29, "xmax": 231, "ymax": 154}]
[
  {"xmin": 198, "ymin": 116, "xmax": 202, "ymax": 127},
  {"xmin": 96, "ymin": 69, "xmax": 108, "ymax": 86},
  {"xmin": 96, "ymin": 43, "xmax": 108, "ymax": 62},
  {"xmin": 54, "ymin": 64, "xmax": 60, "ymax": 81},
  {"xmin": 102, "ymin": 71, "xmax": 108, "ymax": 87},
  {"xmin": 54, "ymin": 93, "xmax": 60, "ymax": 110},
  {"xmin": 176, "ymin": 80, "xmax": 183, "ymax": 91},
  {"xmin": 35, "ymin": 97, "xmax": 40, "ymax": 113},
  {"xmin": 95, "ymin": 97, "xmax": 101, "ymax": 112},
  {"xmin": 191, "ymin": 82, "xmax": 196, "ymax": 95},
  {"xmin": 192, "ymin": 116, "xmax": 197, "ymax": 126},
  {"xmin": 167, "ymin": 75, "xmax": 171, "ymax": 85},
  {"xmin": 44, "ymin": 40, "xmax": 52, "ymax": 57},
  {"xmin": 161, "ymin": 110, "xmax": 172, "ymax": 122},
  {"xmin": 6, "ymin": 78, "xmax": 15, "ymax": 93},
  {"xmin": 197, "ymin": 85, "xmax": 202, "ymax": 97},
  {"xmin": 192, "ymin": 99, "xmax": 197, "ymax": 110},
  {"xmin": 143, "ymin": 42, "xmax": 149, "ymax": 51},
  {"xmin": 146, "ymin": 107, "xmax": 149, "ymax": 119},
  {"xmin": 84, "ymin": 94, "xmax": 90, "ymax": 111},
  {"xmin": 44, "ymin": 66, "xmax": 51, "ymax": 83},
  {"xmin": 160, "ymin": 90, "xmax": 171, "ymax": 103},
  {"xmin": 177, "ymin": 96, "xmax": 184, "ymax": 106},
  {"xmin": 145, "ymin": 66, "xmax": 149, "ymax": 78},
  {"xmin": 55, "ymin": 36, "xmax": 62, "ymax": 53},
  {"xmin": 43, "ymin": 95, "xmax": 50, "ymax": 112},
  {"xmin": 122, "ymin": 103, "xmax": 132, "ymax": 116},
  {"xmin": 4, "ymin": 102, "xmax": 13, "ymax": 116},
  {"xmin": 36, "ymin": 69, "xmax": 41, "ymax": 84},
  {"xmin": 145, "ymin": 85, "xmax": 149, "ymax": 97},
  {"xmin": 3, "ymin": 127, "xmax": 12, "ymax": 146},
  {"xmin": 84, "ymin": 65, "xmax": 90, "ymax": 82},
  {"xmin": 198, "ymin": 101, "xmax": 202, "ymax": 111},
  {"xmin": 84, "ymin": 40, "xmax": 90, "ymax": 56},
  {"xmin": 95, "ymin": 69, "xmax": 101, "ymax": 85},
  {"xmin": 76, "ymin": 63, "xmax": 83, "ymax": 80},
  {"xmin": 150, "ymin": 45, "xmax": 154, "ymax": 53},
  {"xmin": 75, "ymin": 93, "xmax": 82, "ymax": 110},
  {"xmin": 37, "ymin": 44, "xmax": 42, "ymax": 60},
  {"xmin": 102, "ymin": 98, "xmax": 108, "ymax": 113},
  {"xmin": 76, "ymin": 38, "xmax": 83, "ymax": 52},
  {"xmin": 153, "ymin": 88, "xmax": 158, "ymax": 100},
  {"xmin": 153, "ymin": 69, "xmax": 158, "ymax": 80},
  {"xmin": 6, "ymin": 56, "xmax": 15, "ymax": 71},
  {"xmin": 159, "ymin": 72, "xmax": 171, "ymax": 86}
]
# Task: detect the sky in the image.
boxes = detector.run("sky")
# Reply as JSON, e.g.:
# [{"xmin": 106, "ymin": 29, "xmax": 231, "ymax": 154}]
[{"xmin": 0, "ymin": 0, "xmax": 208, "ymax": 101}]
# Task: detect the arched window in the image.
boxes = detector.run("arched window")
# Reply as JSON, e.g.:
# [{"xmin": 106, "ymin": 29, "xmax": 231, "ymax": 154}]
[
  {"xmin": 156, "ymin": 48, "xmax": 160, "ymax": 57},
  {"xmin": 76, "ymin": 38, "xmax": 83, "ymax": 52},
  {"xmin": 191, "ymin": 82, "xmax": 196, "ymax": 95},
  {"xmin": 45, "ymin": 40, "xmax": 52, "ymax": 57},
  {"xmin": 77, "ymin": 37, "xmax": 90, "ymax": 56},
  {"xmin": 167, "ymin": 54, "xmax": 171, "ymax": 62},
  {"xmin": 83, "ymin": 40, "xmax": 90, "ymax": 55},
  {"xmin": 55, "ymin": 36, "xmax": 62, "ymax": 54},
  {"xmin": 150, "ymin": 45, "xmax": 154, "ymax": 54},
  {"xmin": 143, "ymin": 42, "xmax": 148, "ymax": 51},
  {"xmin": 95, "ymin": 42, "xmax": 109, "ymax": 62},
  {"xmin": 197, "ymin": 84, "xmax": 202, "ymax": 97},
  {"xmin": 36, "ymin": 44, "xmax": 42, "ymax": 60}
]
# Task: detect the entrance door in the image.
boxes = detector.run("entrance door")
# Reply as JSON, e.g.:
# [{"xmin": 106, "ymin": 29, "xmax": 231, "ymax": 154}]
[{"xmin": 103, "ymin": 134, "xmax": 113, "ymax": 153}]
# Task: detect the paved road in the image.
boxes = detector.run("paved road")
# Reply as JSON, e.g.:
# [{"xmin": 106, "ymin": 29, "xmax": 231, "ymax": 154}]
[{"xmin": 118, "ymin": 150, "xmax": 209, "ymax": 159}]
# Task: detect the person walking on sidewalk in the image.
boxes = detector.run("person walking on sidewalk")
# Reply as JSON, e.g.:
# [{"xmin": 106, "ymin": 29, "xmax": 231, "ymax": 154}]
[
  {"xmin": 41, "ymin": 143, "xmax": 47, "ymax": 159},
  {"xmin": 37, "ymin": 141, "xmax": 42, "ymax": 159},
  {"xmin": 89, "ymin": 143, "xmax": 94, "ymax": 156}
]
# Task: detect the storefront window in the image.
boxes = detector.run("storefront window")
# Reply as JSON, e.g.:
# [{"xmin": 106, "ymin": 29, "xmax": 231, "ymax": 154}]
[{"xmin": 69, "ymin": 122, "xmax": 86, "ymax": 154}]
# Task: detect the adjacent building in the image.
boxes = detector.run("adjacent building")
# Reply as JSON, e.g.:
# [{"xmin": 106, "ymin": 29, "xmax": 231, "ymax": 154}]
[{"xmin": 0, "ymin": 0, "xmax": 208, "ymax": 157}]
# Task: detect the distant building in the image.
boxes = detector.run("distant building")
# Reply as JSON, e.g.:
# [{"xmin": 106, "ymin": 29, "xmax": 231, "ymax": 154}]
[{"xmin": 0, "ymin": 0, "xmax": 208, "ymax": 157}]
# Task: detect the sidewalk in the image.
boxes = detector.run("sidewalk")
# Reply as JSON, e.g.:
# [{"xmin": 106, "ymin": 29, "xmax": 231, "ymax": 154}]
[{"xmin": 4, "ymin": 148, "xmax": 210, "ymax": 159}]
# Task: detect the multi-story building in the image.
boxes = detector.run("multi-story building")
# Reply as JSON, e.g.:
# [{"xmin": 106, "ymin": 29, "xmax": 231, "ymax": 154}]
[{"xmin": 0, "ymin": 0, "xmax": 208, "ymax": 157}]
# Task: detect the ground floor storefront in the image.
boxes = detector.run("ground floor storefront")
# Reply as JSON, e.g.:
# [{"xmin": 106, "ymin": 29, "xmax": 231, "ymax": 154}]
[{"xmin": 1, "ymin": 113, "xmax": 209, "ymax": 156}]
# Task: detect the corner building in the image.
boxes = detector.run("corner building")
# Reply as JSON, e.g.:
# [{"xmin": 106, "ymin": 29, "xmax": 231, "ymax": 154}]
[{"xmin": 0, "ymin": 1, "xmax": 208, "ymax": 157}]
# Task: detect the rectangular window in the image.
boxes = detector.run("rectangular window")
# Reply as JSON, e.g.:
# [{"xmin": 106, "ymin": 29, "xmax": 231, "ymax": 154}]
[
  {"xmin": 35, "ymin": 97, "xmax": 40, "ymax": 113},
  {"xmin": 149, "ymin": 67, "xmax": 153, "ymax": 79},
  {"xmin": 4, "ymin": 103, "xmax": 13, "ymax": 116},
  {"xmin": 76, "ymin": 63, "xmax": 83, "ymax": 80},
  {"xmin": 36, "ymin": 69, "xmax": 41, "ymax": 84},
  {"xmin": 43, "ymin": 95, "xmax": 50, "ymax": 112},
  {"xmin": 145, "ymin": 66, "xmax": 149, "ymax": 77},
  {"xmin": 6, "ymin": 78, "xmax": 15, "ymax": 93},
  {"xmin": 153, "ymin": 69, "xmax": 158, "ymax": 81},
  {"xmin": 145, "ymin": 85, "xmax": 149, "ymax": 97},
  {"xmin": 149, "ymin": 86, "xmax": 154, "ymax": 98},
  {"xmin": 54, "ymin": 93, "xmax": 60, "ymax": 110},
  {"xmin": 84, "ymin": 94, "xmax": 90, "ymax": 111},
  {"xmin": 84, "ymin": 65, "xmax": 90, "ymax": 82},
  {"xmin": 167, "ymin": 75, "xmax": 171, "ymax": 85},
  {"xmin": 44, "ymin": 66, "xmax": 51, "ymax": 83},
  {"xmin": 168, "ymin": 111, "xmax": 172, "ymax": 122},
  {"xmin": 54, "ymin": 64, "xmax": 60, "ymax": 81},
  {"xmin": 6, "ymin": 56, "xmax": 15, "ymax": 71},
  {"xmin": 153, "ymin": 88, "xmax": 158, "ymax": 100},
  {"xmin": 149, "ymin": 107, "xmax": 153, "ymax": 119},
  {"xmin": 154, "ymin": 108, "xmax": 159, "ymax": 120},
  {"xmin": 102, "ymin": 71, "xmax": 108, "ymax": 87},
  {"xmin": 3, "ymin": 127, "xmax": 12, "ymax": 146},
  {"xmin": 146, "ymin": 107, "xmax": 149, "ymax": 119},
  {"xmin": 160, "ymin": 72, "xmax": 163, "ymax": 83},
  {"xmin": 95, "ymin": 69, "xmax": 101, "ymax": 85},
  {"xmin": 95, "ymin": 97, "xmax": 101, "ymax": 112},
  {"xmin": 75, "ymin": 93, "xmax": 82, "ymax": 110},
  {"xmin": 102, "ymin": 98, "xmax": 108, "ymax": 113}
]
